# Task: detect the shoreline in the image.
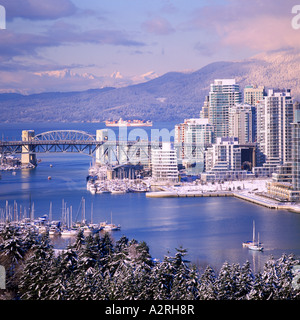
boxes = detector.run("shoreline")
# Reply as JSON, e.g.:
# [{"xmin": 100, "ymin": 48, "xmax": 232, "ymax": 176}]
[{"xmin": 146, "ymin": 182, "xmax": 300, "ymax": 214}]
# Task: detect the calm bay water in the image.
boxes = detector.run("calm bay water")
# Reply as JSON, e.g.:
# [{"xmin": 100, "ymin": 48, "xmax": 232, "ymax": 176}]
[{"xmin": 1, "ymin": 122, "xmax": 300, "ymax": 272}]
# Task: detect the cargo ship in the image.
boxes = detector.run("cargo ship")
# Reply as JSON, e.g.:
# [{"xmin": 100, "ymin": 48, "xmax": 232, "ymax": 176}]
[{"xmin": 105, "ymin": 118, "xmax": 153, "ymax": 127}]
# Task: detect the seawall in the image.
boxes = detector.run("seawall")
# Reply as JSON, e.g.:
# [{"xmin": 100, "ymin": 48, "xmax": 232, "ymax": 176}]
[{"xmin": 146, "ymin": 190, "xmax": 300, "ymax": 213}]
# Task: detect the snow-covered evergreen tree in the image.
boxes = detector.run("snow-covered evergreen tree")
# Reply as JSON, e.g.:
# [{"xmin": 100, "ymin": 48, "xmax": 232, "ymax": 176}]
[
  {"xmin": 0, "ymin": 225, "xmax": 27, "ymax": 293},
  {"xmin": 235, "ymin": 261, "xmax": 254, "ymax": 299},
  {"xmin": 98, "ymin": 232, "xmax": 114, "ymax": 270},
  {"xmin": 246, "ymin": 272, "xmax": 265, "ymax": 300},
  {"xmin": 216, "ymin": 262, "xmax": 237, "ymax": 300},
  {"xmin": 47, "ymin": 247, "xmax": 78, "ymax": 300},
  {"xmin": 19, "ymin": 234, "xmax": 54, "ymax": 300},
  {"xmin": 131, "ymin": 241, "xmax": 153, "ymax": 300},
  {"xmin": 149, "ymin": 254, "xmax": 175, "ymax": 300},
  {"xmin": 170, "ymin": 247, "xmax": 192, "ymax": 300},
  {"xmin": 198, "ymin": 265, "xmax": 217, "ymax": 300}
]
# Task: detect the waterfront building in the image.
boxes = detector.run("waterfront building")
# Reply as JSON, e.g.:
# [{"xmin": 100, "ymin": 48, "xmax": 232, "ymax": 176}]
[
  {"xmin": 204, "ymin": 137, "xmax": 242, "ymax": 172},
  {"xmin": 151, "ymin": 143, "xmax": 178, "ymax": 185},
  {"xmin": 271, "ymin": 163, "xmax": 292, "ymax": 183},
  {"xmin": 228, "ymin": 103, "xmax": 256, "ymax": 144},
  {"xmin": 244, "ymin": 85, "xmax": 265, "ymax": 105},
  {"xmin": 208, "ymin": 79, "xmax": 241, "ymax": 140},
  {"xmin": 265, "ymin": 102, "xmax": 300, "ymax": 201},
  {"xmin": 292, "ymin": 102, "xmax": 300, "ymax": 194},
  {"xmin": 266, "ymin": 163, "xmax": 300, "ymax": 202},
  {"xmin": 255, "ymin": 89, "xmax": 293, "ymax": 167},
  {"xmin": 266, "ymin": 182, "xmax": 300, "ymax": 202}
]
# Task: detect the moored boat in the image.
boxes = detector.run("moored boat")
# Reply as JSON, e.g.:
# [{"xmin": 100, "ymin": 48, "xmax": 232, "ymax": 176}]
[
  {"xmin": 103, "ymin": 223, "xmax": 121, "ymax": 231},
  {"xmin": 61, "ymin": 228, "xmax": 78, "ymax": 237},
  {"xmin": 243, "ymin": 221, "xmax": 263, "ymax": 251},
  {"xmin": 102, "ymin": 212, "xmax": 121, "ymax": 231}
]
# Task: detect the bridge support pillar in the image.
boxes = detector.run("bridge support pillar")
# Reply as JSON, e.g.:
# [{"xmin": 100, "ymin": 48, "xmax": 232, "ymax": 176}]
[
  {"xmin": 96, "ymin": 129, "xmax": 115, "ymax": 165},
  {"xmin": 21, "ymin": 130, "xmax": 37, "ymax": 165}
]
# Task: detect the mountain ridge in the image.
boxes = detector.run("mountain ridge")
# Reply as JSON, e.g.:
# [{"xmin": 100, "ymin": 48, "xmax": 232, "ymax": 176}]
[{"xmin": 0, "ymin": 50, "xmax": 299, "ymax": 123}]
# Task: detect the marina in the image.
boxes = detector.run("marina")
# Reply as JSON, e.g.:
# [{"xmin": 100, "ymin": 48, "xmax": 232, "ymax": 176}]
[
  {"xmin": 86, "ymin": 164, "xmax": 150, "ymax": 194},
  {"xmin": 0, "ymin": 196, "xmax": 121, "ymax": 240},
  {"xmin": 87, "ymin": 178, "xmax": 150, "ymax": 194}
]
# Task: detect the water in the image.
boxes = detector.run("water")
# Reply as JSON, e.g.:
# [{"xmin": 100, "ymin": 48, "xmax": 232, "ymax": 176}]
[{"xmin": 1, "ymin": 122, "xmax": 300, "ymax": 272}]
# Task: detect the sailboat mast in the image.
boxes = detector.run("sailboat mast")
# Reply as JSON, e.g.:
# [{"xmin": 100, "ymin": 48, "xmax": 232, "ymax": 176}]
[
  {"xmin": 49, "ymin": 202, "xmax": 52, "ymax": 222},
  {"xmin": 83, "ymin": 197, "xmax": 85, "ymax": 222},
  {"xmin": 253, "ymin": 220, "xmax": 255, "ymax": 244}
]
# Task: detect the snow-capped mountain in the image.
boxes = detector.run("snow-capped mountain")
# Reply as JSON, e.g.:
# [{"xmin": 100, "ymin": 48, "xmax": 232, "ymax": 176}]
[{"xmin": 1, "ymin": 49, "xmax": 300, "ymax": 122}]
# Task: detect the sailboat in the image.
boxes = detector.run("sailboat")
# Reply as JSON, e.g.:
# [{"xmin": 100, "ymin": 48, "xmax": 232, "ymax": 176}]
[
  {"xmin": 61, "ymin": 205, "xmax": 78, "ymax": 237},
  {"xmin": 248, "ymin": 231, "xmax": 263, "ymax": 251},
  {"xmin": 103, "ymin": 212, "xmax": 121, "ymax": 231},
  {"xmin": 243, "ymin": 220, "xmax": 263, "ymax": 251}
]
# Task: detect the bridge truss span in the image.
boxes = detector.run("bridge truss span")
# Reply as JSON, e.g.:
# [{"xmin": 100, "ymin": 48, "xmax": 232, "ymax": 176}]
[
  {"xmin": 0, "ymin": 130, "xmax": 104, "ymax": 160},
  {"xmin": 33, "ymin": 130, "xmax": 96, "ymax": 142}
]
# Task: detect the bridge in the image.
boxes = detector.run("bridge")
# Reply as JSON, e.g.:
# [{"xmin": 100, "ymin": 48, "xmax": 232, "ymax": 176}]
[{"xmin": 0, "ymin": 129, "xmax": 204, "ymax": 167}]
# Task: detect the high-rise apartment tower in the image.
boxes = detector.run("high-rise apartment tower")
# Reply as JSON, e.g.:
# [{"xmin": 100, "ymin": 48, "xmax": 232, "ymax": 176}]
[{"xmin": 208, "ymin": 79, "xmax": 241, "ymax": 140}]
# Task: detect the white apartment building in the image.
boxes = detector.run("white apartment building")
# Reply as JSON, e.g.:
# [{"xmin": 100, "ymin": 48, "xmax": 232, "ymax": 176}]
[
  {"xmin": 256, "ymin": 89, "xmax": 293, "ymax": 167},
  {"xmin": 208, "ymin": 79, "xmax": 241, "ymax": 140},
  {"xmin": 228, "ymin": 103, "xmax": 255, "ymax": 144},
  {"xmin": 175, "ymin": 118, "xmax": 214, "ymax": 173},
  {"xmin": 244, "ymin": 85, "xmax": 265, "ymax": 106},
  {"xmin": 205, "ymin": 137, "xmax": 242, "ymax": 172},
  {"xmin": 151, "ymin": 143, "xmax": 178, "ymax": 184}
]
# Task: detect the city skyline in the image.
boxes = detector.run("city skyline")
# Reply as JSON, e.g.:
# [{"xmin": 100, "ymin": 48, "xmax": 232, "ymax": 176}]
[{"xmin": 0, "ymin": 0, "xmax": 299, "ymax": 94}]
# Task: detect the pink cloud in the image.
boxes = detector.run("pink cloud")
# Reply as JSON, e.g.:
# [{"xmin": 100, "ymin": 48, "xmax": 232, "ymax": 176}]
[
  {"xmin": 220, "ymin": 15, "xmax": 298, "ymax": 52},
  {"xmin": 191, "ymin": 0, "xmax": 300, "ymax": 53}
]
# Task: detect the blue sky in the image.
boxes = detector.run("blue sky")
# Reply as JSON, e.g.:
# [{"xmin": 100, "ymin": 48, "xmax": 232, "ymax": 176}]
[{"xmin": 0, "ymin": 0, "xmax": 299, "ymax": 93}]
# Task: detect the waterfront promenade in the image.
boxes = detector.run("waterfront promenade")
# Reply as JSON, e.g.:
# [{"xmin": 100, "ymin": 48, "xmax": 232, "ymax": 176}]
[{"xmin": 146, "ymin": 179, "xmax": 300, "ymax": 213}]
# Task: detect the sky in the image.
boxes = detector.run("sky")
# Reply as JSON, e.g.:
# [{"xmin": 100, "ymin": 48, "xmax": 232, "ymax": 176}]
[{"xmin": 0, "ymin": 0, "xmax": 299, "ymax": 94}]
